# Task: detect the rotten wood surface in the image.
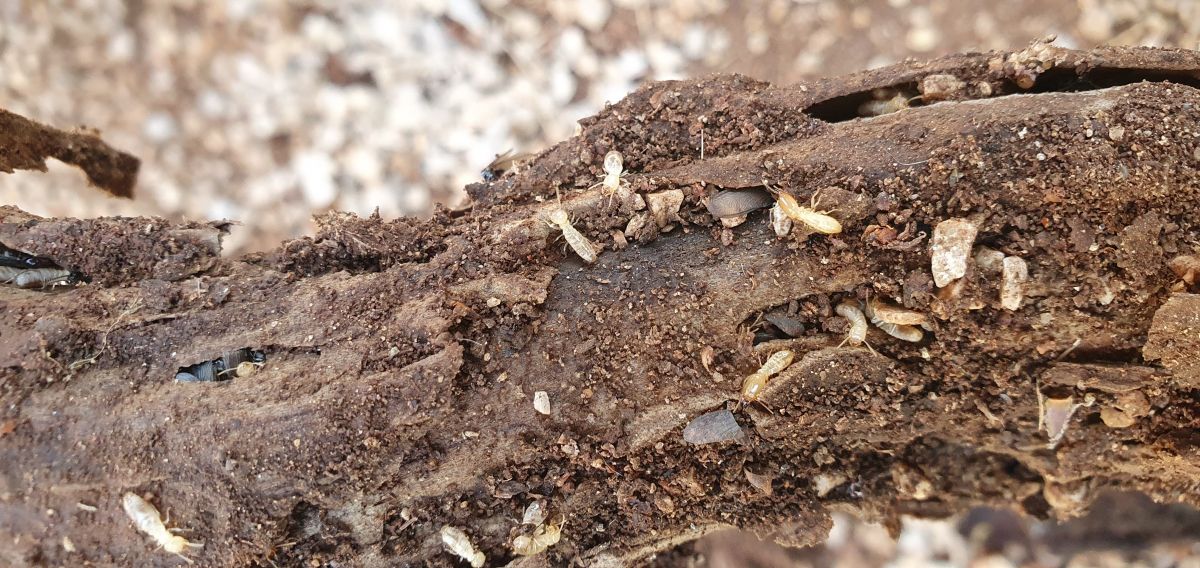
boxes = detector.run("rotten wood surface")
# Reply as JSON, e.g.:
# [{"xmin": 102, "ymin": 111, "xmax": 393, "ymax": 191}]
[{"xmin": 1, "ymin": 43, "xmax": 1199, "ymax": 567}]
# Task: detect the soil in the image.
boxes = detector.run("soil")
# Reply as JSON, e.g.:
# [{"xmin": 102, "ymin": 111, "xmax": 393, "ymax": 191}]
[{"xmin": 1, "ymin": 43, "xmax": 1199, "ymax": 567}]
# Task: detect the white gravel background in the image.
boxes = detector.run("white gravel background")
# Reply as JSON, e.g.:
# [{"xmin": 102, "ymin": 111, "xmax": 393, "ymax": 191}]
[{"xmin": 4, "ymin": 0, "xmax": 1198, "ymax": 252}]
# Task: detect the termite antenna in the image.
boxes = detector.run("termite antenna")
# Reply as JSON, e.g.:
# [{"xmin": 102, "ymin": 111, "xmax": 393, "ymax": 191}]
[{"xmin": 810, "ymin": 188, "xmax": 827, "ymax": 210}]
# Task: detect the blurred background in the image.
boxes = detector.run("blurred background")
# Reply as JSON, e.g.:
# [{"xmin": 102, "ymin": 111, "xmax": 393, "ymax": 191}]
[
  {"xmin": 2, "ymin": 1, "xmax": 1200, "ymax": 566},
  {"xmin": 3, "ymin": 0, "xmax": 1200, "ymax": 253}
]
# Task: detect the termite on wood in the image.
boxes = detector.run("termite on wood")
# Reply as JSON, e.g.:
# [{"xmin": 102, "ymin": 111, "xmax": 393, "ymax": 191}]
[
  {"xmin": 835, "ymin": 302, "xmax": 870, "ymax": 349},
  {"xmin": 544, "ymin": 208, "xmax": 599, "ymax": 263},
  {"xmin": 864, "ymin": 298, "xmax": 924, "ymax": 342},
  {"xmin": 512, "ymin": 516, "xmax": 566, "ymax": 556},
  {"xmin": 770, "ymin": 188, "xmax": 842, "ymax": 234},
  {"xmin": 176, "ymin": 348, "xmax": 266, "ymax": 382},
  {"xmin": 599, "ymin": 151, "xmax": 627, "ymax": 195},
  {"xmin": 740, "ymin": 349, "xmax": 795, "ymax": 404},
  {"xmin": 590, "ymin": 150, "xmax": 645, "ymax": 210},
  {"xmin": 857, "ymin": 90, "xmax": 922, "ymax": 117},
  {"xmin": 770, "ymin": 203, "xmax": 793, "ymax": 237},
  {"xmin": 121, "ymin": 492, "xmax": 203, "ymax": 564},
  {"xmin": 441, "ymin": 525, "xmax": 486, "ymax": 567}
]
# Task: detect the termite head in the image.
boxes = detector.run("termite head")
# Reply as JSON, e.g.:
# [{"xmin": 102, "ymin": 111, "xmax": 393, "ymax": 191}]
[
  {"xmin": 603, "ymin": 151, "xmax": 624, "ymax": 176},
  {"xmin": 546, "ymin": 208, "xmax": 570, "ymax": 226},
  {"xmin": 740, "ymin": 372, "xmax": 769, "ymax": 404},
  {"xmin": 235, "ymin": 361, "xmax": 264, "ymax": 377}
]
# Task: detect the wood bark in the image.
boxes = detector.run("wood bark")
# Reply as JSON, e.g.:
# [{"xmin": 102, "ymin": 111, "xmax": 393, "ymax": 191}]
[{"xmin": 1, "ymin": 43, "xmax": 1199, "ymax": 567}]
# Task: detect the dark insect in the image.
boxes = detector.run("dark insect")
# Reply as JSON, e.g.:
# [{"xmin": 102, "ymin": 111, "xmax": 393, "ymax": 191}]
[
  {"xmin": 0, "ymin": 243, "xmax": 56, "ymax": 269},
  {"xmin": 175, "ymin": 348, "xmax": 266, "ymax": 382},
  {"xmin": 0, "ymin": 243, "xmax": 86, "ymax": 289},
  {"xmin": 481, "ymin": 149, "xmax": 532, "ymax": 182}
]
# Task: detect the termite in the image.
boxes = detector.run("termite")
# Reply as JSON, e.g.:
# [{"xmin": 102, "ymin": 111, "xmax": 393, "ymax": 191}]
[
  {"xmin": 771, "ymin": 189, "xmax": 842, "ymax": 234},
  {"xmin": 589, "ymin": 150, "xmax": 645, "ymax": 210},
  {"xmin": 175, "ymin": 360, "xmax": 221, "ymax": 382},
  {"xmin": 440, "ymin": 525, "xmax": 486, "ymax": 568},
  {"xmin": 544, "ymin": 208, "xmax": 599, "ymax": 264},
  {"xmin": 512, "ymin": 516, "xmax": 566, "ymax": 556},
  {"xmin": 857, "ymin": 91, "xmax": 922, "ymax": 117},
  {"xmin": 217, "ymin": 348, "xmax": 266, "ymax": 378},
  {"xmin": 835, "ymin": 302, "xmax": 870, "ymax": 348},
  {"xmin": 864, "ymin": 299, "xmax": 924, "ymax": 342},
  {"xmin": 740, "ymin": 349, "xmax": 795, "ymax": 404},
  {"xmin": 121, "ymin": 492, "xmax": 203, "ymax": 564},
  {"xmin": 598, "ymin": 151, "xmax": 628, "ymax": 195}
]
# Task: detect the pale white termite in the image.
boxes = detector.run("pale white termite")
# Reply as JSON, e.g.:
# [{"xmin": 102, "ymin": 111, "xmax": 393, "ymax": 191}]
[
  {"xmin": 231, "ymin": 361, "xmax": 264, "ymax": 378},
  {"xmin": 545, "ymin": 208, "xmax": 599, "ymax": 263},
  {"xmin": 835, "ymin": 302, "xmax": 869, "ymax": 348},
  {"xmin": 858, "ymin": 92, "xmax": 920, "ymax": 117},
  {"xmin": 601, "ymin": 151, "xmax": 626, "ymax": 194},
  {"xmin": 867, "ymin": 298, "xmax": 928, "ymax": 326},
  {"xmin": 740, "ymin": 349, "xmax": 795, "ymax": 404},
  {"xmin": 592, "ymin": 150, "xmax": 643, "ymax": 210},
  {"xmin": 440, "ymin": 525, "xmax": 486, "ymax": 568},
  {"xmin": 121, "ymin": 492, "xmax": 203, "ymax": 564},
  {"xmin": 512, "ymin": 516, "xmax": 565, "ymax": 556},
  {"xmin": 864, "ymin": 299, "xmax": 924, "ymax": 342},
  {"xmin": 774, "ymin": 191, "xmax": 842, "ymax": 234}
]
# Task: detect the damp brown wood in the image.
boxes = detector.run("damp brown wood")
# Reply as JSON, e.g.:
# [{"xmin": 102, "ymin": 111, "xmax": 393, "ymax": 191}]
[{"xmin": 2, "ymin": 44, "xmax": 1200, "ymax": 567}]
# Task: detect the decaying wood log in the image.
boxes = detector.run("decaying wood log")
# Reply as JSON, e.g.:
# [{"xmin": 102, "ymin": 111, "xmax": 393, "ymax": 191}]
[
  {"xmin": 0, "ymin": 109, "xmax": 140, "ymax": 198},
  {"xmin": 2, "ymin": 42, "xmax": 1199, "ymax": 567}
]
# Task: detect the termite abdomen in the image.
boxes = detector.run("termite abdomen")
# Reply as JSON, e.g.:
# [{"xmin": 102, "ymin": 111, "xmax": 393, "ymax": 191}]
[{"xmin": 13, "ymin": 268, "xmax": 77, "ymax": 289}]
